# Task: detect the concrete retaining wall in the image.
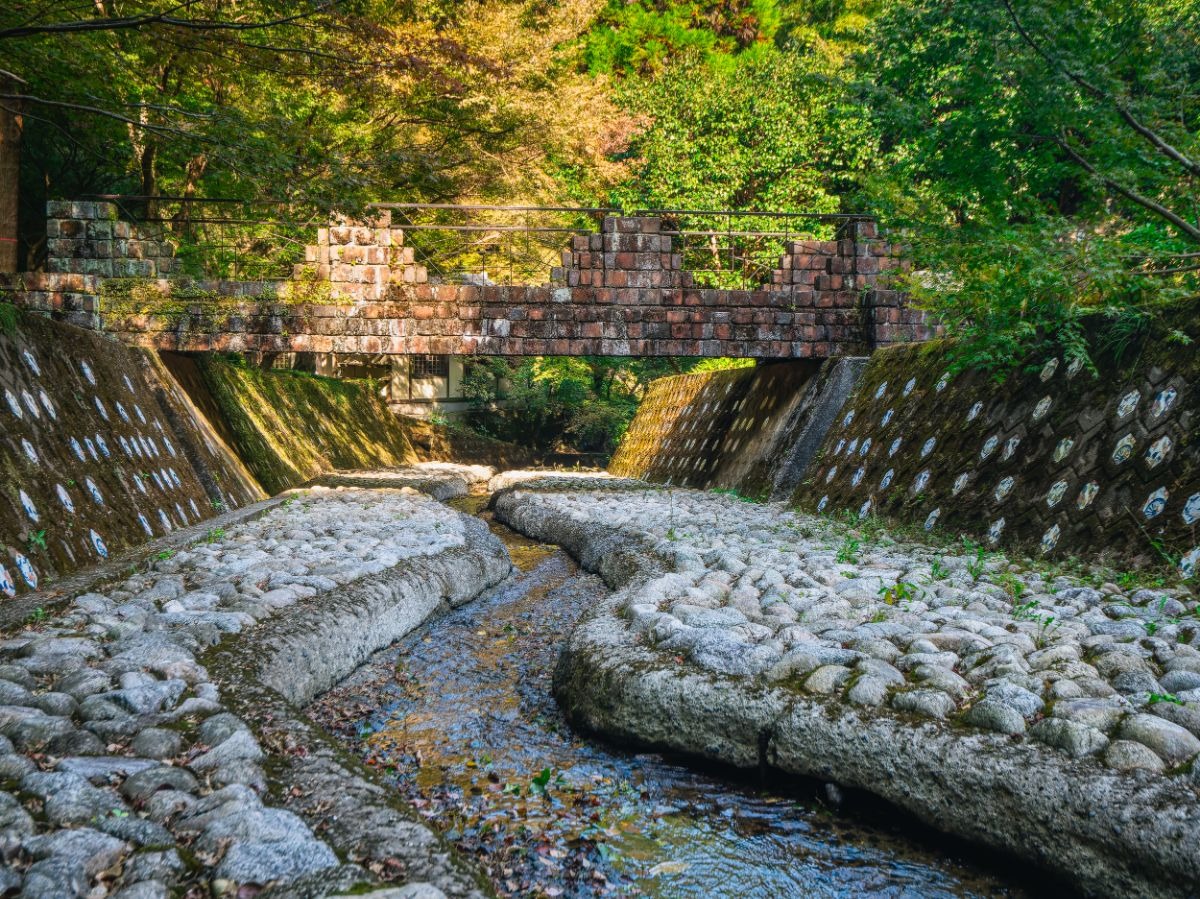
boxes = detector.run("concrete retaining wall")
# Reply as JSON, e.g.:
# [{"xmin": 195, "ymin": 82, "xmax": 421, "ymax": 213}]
[
  {"xmin": 609, "ymin": 358, "xmax": 865, "ymax": 500},
  {"xmin": 0, "ymin": 309, "xmax": 263, "ymax": 599},
  {"xmin": 611, "ymin": 304, "xmax": 1200, "ymax": 573}
]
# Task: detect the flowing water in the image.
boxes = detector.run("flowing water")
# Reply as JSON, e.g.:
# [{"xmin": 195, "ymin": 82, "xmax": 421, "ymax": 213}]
[{"xmin": 309, "ymin": 504, "xmax": 1054, "ymax": 898}]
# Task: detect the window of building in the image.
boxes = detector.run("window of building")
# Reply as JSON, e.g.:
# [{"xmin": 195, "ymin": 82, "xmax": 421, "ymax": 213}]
[{"xmin": 411, "ymin": 354, "xmax": 449, "ymax": 378}]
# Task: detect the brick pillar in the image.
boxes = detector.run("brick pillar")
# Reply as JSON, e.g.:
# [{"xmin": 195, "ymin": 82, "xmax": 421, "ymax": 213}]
[
  {"xmin": 556, "ymin": 216, "xmax": 690, "ymax": 290},
  {"xmin": 294, "ymin": 210, "xmax": 426, "ymax": 301},
  {"xmin": 45, "ymin": 201, "xmax": 176, "ymax": 277},
  {"xmin": 841, "ymin": 219, "xmax": 941, "ymax": 347}
]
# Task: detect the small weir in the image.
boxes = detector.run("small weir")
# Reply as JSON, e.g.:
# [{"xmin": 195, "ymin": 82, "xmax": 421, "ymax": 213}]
[{"xmin": 309, "ymin": 499, "xmax": 1043, "ymax": 898}]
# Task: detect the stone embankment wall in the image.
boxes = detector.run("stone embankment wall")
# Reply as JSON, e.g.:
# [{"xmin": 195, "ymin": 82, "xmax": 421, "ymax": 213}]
[
  {"xmin": 0, "ymin": 310, "xmax": 264, "ymax": 598},
  {"xmin": 0, "ymin": 303, "xmax": 527, "ymax": 597},
  {"xmin": 794, "ymin": 313, "xmax": 1200, "ymax": 573},
  {"xmin": 180, "ymin": 356, "xmax": 420, "ymax": 496},
  {"xmin": 167, "ymin": 355, "xmax": 532, "ymax": 495},
  {"xmin": 2, "ymin": 204, "xmax": 941, "ymax": 359},
  {"xmin": 609, "ymin": 358, "xmax": 865, "ymax": 500},
  {"xmin": 612, "ymin": 306, "xmax": 1200, "ymax": 574}
]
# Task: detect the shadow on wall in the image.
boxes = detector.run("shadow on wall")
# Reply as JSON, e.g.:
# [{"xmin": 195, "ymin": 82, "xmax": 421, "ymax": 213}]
[
  {"xmin": 187, "ymin": 356, "xmax": 419, "ymax": 496},
  {"xmin": 167, "ymin": 354, "xmax": 536, "ymax": 496},
  {"xmin": 609, "ymin": 359, "xmax": 860, "ymax": 501}
]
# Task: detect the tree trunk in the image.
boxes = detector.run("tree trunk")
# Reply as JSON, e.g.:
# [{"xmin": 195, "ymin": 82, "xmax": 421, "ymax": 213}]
[{"xmin": 0, "ymin": 72, "xmax": 23, "ymax": 273}]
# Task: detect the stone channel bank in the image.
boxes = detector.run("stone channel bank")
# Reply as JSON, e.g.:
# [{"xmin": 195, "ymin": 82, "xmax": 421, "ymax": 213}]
[{"xmin": 0, "ymin": 232, "xmax": 1198, "ymax": 897}]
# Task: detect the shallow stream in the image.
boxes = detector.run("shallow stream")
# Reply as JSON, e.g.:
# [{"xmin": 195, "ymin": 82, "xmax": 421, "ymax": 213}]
[{"xmin": 309, "ymin": 503, "xmax": 1048, "ymax": 898}]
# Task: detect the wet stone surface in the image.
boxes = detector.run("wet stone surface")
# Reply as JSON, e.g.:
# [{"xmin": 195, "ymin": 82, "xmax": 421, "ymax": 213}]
[{"xmin": 311, "ymin": 515, "xmax": 1037, "ymax": 898}]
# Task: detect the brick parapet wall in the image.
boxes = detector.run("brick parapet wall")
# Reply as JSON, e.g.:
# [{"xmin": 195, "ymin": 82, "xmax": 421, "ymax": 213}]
[
  {"xmin": 45, "ymin": 201, "xmax": 178, "ymax": 279},
  {"xmin": 293, "ymin": 211, "xmax": 426, "ymax": 301},
  {"xmin": 552, "ymin": 216, "xmax": 688, "ymax": 289},
  {"xmin": 5, "ymin": 207, "xmax": 937, "ymax": 357}
]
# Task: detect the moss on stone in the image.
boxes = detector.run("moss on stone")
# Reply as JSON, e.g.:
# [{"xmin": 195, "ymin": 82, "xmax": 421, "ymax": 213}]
[{"xmin": 196, "ymin": 356, "xmax": 419, "ymax": 495}]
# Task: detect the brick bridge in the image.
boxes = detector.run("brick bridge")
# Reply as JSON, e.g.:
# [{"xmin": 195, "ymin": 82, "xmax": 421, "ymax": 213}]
[{"xmin": 3, "ymin": 202, "xmax": 939, "ymax": 358}]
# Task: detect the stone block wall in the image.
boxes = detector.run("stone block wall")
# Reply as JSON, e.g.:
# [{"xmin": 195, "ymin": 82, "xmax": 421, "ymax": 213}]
[
  {"xmin": 293, "ymin": 211, "xmax": 427, "ymax": 301},
  {"xmin": 0, "ymin": 310, "xmax": 262, "ymax": 598},
  {"xmin": 554, "ymin": 216, "xmax": 689, "ymax": 289},
  {"xmin": 608, "ymin": 358, "xmax": 863, "ymax": 499},
  {"xmin": 45, "ymin": 201, "xmax": 177, "ymax": 278},
  {"xmin": 792, "ymin": 308, "xmax": 1200, "ymax": 574},
  {"xmin": 608, "ymin": 366, "xmax": 759, "ymax": 487}
]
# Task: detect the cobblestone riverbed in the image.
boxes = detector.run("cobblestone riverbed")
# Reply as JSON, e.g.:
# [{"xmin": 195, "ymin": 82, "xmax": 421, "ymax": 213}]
[
  {"xmin": 0, "ymin": 477, "xmax": 495, "ymax": 898},
  {"xmin": 311, "ymin": 502, "xmax": 1039, "ymax": 898},
  {"xmin": 492, "ymin": 479, "xmax": 1200, "ymax": 898}
]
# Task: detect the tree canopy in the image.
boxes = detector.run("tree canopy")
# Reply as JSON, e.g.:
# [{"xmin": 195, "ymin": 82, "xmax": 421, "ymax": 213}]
[{"xmin": 3, "ymin": 0, "xmax": 1197, "ymax": 364}]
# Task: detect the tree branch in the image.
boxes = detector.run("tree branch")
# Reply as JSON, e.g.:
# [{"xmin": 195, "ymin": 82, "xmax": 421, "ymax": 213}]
[
  {"xmin": 0, "ymin": 4, "xmax": 332, "ymax": 40},
  {"xmin": 1001, "ymin": 0, "xmax": 1200, "ymax": 178},
  {"xmin": 1056, "ymin": 135, "xmax": 1200, "ymax": 242}
]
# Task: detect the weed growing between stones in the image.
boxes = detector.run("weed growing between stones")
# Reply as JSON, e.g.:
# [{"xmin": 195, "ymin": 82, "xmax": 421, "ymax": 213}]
[{"xmin": 835, "ymin": 536, "xmax": 862, "ymax": 564}]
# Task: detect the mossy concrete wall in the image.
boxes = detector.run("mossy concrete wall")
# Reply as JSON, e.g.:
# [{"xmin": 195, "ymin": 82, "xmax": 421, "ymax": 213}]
[
  {"xmin": 187, "ymin": 356, "xmax": 420, "ymax": 496},
  {"xmin": 608, "ymin": 360, "xmax": 846, "ymax": 498},
  {"xmin": 176, "ymin": 355, "xmax": 533, "ymax": 496},
  {"xmin": 0, "ymin": 309, "xmax": 261, "ymax": 598}
]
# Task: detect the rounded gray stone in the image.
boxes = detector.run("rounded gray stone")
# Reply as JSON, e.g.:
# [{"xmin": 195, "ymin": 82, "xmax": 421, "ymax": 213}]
[
  {"xmin": 804, "ymin": 664, "xmax": 852, "ymax": 695},
  {"xmin": 1051, "ymin": 698, "xmax": 1126, "ymax": 734},
  {"xmin": 983, "ymin": 681, "xmax": 1044, "ymax": 717},
  {"xmin": 130, "ymin": 728, "xmax": 183, "ymax": 761},
  {"xmin": 963, "ymin": 700, "xmax": 1026, "ymax": 735},
  {"xmin": 1118, "ymin": 714, "xmax": 1200, "ymax": 766},
  {"xmin": 846, "ymin": 675, "xmax": 890, "ymax": 707},
  {"xmin": 215, "ymin": 838, "xmax": 339, "ymax": 885},
  {"xmin": 1104, "ymin": 740, "xmax": 1166, "ymax": 774},
  {"xmin": 33, "ymin": 692, "xmax": 78, "ymax": 717},
  {"xmin": 891, "ymin": 689, "xmax": 956, "ymax": 720},
  {"xmin": 1028, "ymin": 719, "xmax": 1109, "ymax": 758},
  {"xmin": 120, "ymin": 765, "xmax": 200, "ymax": 803}
]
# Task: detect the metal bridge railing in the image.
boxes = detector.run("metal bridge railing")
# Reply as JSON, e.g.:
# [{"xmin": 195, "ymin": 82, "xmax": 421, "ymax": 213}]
[{"xmin": 74, "ymin": 197, "xmax": 872, "ymax": 289}]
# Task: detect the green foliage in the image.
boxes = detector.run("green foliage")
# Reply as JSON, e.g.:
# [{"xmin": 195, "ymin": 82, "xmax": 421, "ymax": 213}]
[
  {"xmin": 835, "ymin": 535, "xmax": 861, "ymax": 564},
  {"xmin": 25, "ymin": 529, "xmax": 46, "ymax": 553},
  {"xmin": 690, "ymin": 357, "xmax": 755, "ymax": 373},
  {"xmin": 0, "ymin": 303, "xmax": 19, "ymax": 336},
  {"xmin": 608, "ymin": 48, "xmax": 871, "ymax": 218},
  {"xmin": 863, "ymin": 0, "xmax": 1199, "ymax": 370},
  {"xmin": 1148, "ymin": 692, "xmax": 1183, "ymax": 706},
  {"xmin": 5, "ymin": 0, "xmax": 552, "ymax": 267},
  {"xmin": 582, "ymin": 0, "xmax": 781, "ymax": 75},
  {"xmin": 878, "ymin": 581, "xmax": 918, "ymax": 605},
  {"xmin": 463, "ymin": 355, "xmax": 714, "ymax": 457}
]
